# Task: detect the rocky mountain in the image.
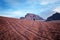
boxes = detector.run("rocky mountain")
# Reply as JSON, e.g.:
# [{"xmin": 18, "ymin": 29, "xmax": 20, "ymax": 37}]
[
  {"xmin": 0, "ymin": 16, "xmax": 60, "ymax": 40},
  {"xmin": 20, "ymin": 13, "xmax": 43, "ymax": 20},
  {"xmin": 46, "ymin": 12, "xmax": 60, "ymax": 21}
]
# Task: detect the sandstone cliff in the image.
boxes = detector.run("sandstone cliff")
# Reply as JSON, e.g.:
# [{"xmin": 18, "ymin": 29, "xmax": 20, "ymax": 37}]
[{"xmin": 20, "ymin": 13, "xmax": 43, "ymax": 20}]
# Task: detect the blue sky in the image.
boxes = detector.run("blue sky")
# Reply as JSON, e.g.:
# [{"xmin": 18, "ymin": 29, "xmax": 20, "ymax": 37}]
[{"xmin": 0, "ymin": 0, "xmax": 60, "ymax": 19}]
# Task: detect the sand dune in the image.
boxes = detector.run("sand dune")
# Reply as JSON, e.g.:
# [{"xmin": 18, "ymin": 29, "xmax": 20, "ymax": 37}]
[{"xmin": 0, "ymin": 16, "xmax": 60, "ymax": 40}]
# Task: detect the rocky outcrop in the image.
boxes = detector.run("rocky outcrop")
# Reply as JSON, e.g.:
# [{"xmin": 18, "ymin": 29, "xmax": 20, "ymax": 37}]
[
  {"xmin": 46, "ymin": 12, "xmax": 60, "ymax": 21},
  {"xmin": 20, "ymin": 17, "xmax": 25, "ymax": 19},
  {"xmin": 0, "ymin": 16, "xmax": 60, "ymax": 40},
  {"xmin": 20, "ymin": 13, "xmax": 43, "ymax": 20}
]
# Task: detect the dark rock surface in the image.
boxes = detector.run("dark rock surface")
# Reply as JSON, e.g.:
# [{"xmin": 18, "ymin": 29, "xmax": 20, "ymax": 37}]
[
  {"xmin": 20, "ymin": 17, "xmax": 25, "ymax": 19},
  {"xmin": 46, "ymin": 12, "xmax": 60, "ymax": 21}
]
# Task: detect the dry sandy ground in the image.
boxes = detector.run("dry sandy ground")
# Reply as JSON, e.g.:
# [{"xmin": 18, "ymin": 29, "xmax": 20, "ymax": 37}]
[{"xmin": 0, "ymin": 16, "xmax": 60, "ymax": 40}]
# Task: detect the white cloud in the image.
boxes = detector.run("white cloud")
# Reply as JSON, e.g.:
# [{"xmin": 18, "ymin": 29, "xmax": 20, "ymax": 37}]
[
  {"xmin": 40, "ymin": 1, "xmax": 49, "ymax": 5},
  {"xmin": 26, "ymin": 0, "xmax": 38, "ymax": 4},
  {"xmin": 0, "ymin": 9, "xmax": 42, "ymax": 18},
  {"xmin": 26, "ymin": 0, "xmax": 60, "ymax": 5},
  {"xmin": 0, "ymin": 15, "xmax": 14, "ymax": 17},
  {"xmin": 39, "ymin": 0, "xmax": 59, "ymax": 5},
  {"xmin": 4, "ymin": 0, "xmax": 20, "ymax": 8},
  {"xmin": 53, "ymin": 6, "xmax": 60, "ymax": 13},
  {"xmin": 4, "ymin": 0, "xmax": 60, "ymax": 7},
  {"xmin": 0, "ymin": 10, "xmax": 28, "ymax": 18}
]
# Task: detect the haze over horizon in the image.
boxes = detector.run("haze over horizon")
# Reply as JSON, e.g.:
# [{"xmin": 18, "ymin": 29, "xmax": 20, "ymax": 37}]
[{"xmin": 0, "ymin": 0, "xmax": 60, "ymax": 19}]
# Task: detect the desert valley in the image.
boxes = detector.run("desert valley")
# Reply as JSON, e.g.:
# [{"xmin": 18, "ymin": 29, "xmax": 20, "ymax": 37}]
[{"xmin": 0, "ymin": 12, "xmax": 60, "ymax": 40}]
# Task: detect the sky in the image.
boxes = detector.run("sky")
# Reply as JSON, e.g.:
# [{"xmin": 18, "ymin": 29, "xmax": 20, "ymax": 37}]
[{"xmin": 0, "ymin": 0, "xmax": 60, "ymax": 19}]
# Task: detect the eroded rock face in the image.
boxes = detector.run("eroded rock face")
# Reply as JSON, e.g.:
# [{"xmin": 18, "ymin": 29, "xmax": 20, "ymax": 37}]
[
  {"xmin": 46, "ymin": 12, "xmax": 60, "ymax": 21},
  {"xmin": 20, "ymin": 13, "xmax": 43, "ymax": 20},
  {"xmin": 0, "ymin": 16, "xmax": 60, "ymax": 40}
]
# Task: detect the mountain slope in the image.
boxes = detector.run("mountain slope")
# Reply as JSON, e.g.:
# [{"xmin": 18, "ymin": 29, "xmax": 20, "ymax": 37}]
[
  {"xmin": 0, "ymin": 16, "xmax": 60, "ymax": 40},
  {"xmin": 20, "ymin": 13, "xmax": 43, "ymax": 20},
  {"xmin": 46, "ymin": 12, "xmax": 60, "ymax": 21}
]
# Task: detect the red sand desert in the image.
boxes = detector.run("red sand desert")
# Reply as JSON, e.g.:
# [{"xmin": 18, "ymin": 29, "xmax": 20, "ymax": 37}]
[{"xmin": 0, "ymin": 16, "xmax": 60, "ymax": 40}]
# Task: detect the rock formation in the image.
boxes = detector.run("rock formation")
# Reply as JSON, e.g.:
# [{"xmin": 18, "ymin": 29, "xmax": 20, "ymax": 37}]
[
  {"xmin": 20, "ymin": 13, "xmax": 43, "ymax": 20},
  {"xmin": 20, "ymin": 17, "xmax": 25, "ymax": 19},
  {"xmin": 0, "ymin": 16, "xmax": 60, "ymax": 40},
  {"xmin": 46, "ymin": 12, "xmax": 60, "ymax": 21}
]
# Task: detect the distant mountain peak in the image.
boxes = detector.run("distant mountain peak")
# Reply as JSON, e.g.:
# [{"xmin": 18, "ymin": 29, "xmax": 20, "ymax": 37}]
[
  {"xmin": 46, "ymin": 12, "xmax": 60, "ymax": 21},
  {"xmin": 20, "ymin": 13, "xmax": 43, "ymax": 20}
]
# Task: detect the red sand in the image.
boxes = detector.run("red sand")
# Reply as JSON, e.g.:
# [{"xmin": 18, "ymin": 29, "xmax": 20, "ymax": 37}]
[{"xmin": 0, "ymin": 16, "xmax": 60, "ymax": 40}]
